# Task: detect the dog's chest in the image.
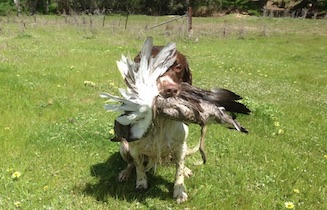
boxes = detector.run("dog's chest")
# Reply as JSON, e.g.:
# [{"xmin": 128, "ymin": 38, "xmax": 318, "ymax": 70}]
[{"xmin": 129, "ymin": 118, "xmax": 188, "ymax": 161}]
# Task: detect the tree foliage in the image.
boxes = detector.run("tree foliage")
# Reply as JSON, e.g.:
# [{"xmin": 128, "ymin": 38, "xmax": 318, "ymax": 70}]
[{"xmin": 1, "ymin": 0, "xmax": 326, "ymax": 17}]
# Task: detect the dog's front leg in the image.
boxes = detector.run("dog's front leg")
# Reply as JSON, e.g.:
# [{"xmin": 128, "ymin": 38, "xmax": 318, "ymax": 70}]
[
  {"xmin": 173, "ymin": 141, "xmax": 188, "ymax": 203},
  {"xmin": 130, "ymin": 150, "xmax": 148, "ymax": 191},
  {"xmin": 118, "ymin": 139, "xmax": 135, "ymax": 182}
]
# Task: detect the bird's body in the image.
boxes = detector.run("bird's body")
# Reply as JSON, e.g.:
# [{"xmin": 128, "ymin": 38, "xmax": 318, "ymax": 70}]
[
  {"xmin": 155, "ymin": 82, "xmax": 250, "ymax": 164},
  {"xmin": 156, "ymin": 82, "xmax": 249, "ymax": 132}
]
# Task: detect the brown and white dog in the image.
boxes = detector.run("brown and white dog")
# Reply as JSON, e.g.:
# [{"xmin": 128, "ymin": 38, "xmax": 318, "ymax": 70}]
[
  {"xmin": 116, "ymin": 46, "xmax": 193, "ymax": 203},
  {"xmin": 107, "ymin": 41, "xmax": 250, "ymax": 203}
]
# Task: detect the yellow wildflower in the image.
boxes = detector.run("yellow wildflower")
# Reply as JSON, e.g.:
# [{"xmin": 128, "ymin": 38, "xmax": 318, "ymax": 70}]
[
  {"xmin": 11, "ymin": 171, "xmax": 21, "ymax": 179},
  {"xmin": 274, "ymin": 121, "xmax": 280, "ymax": 127},
  {"xmin": 14, "ymin": 201, "xmax": 21, "ymax": 208},
  {"xmin": 109, "ymin": 129, "xmax": 115, "ymax": 135},
  {"xmin": 324, "ymin": 155, "xmax": 327, "ymax": 159},
  {"xmin": 43, "ymin": 185, "xmax": 49, "ymax": 191},
  {"xmin": 293, "ymin": 189, "xmax": 300, "ymax": 194},
  {"xmin": 84, "ymin": 81, "xmax": 96, "ymax": 87},
  {"xmin": 284, "ymin": 201, "xmax": 295, "ymax": 209},
  {"xmin": 278, "ymin": 129, "xmax": 284, "ymax": 134}
]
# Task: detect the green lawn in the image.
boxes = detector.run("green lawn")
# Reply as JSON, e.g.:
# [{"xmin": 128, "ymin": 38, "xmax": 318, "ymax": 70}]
[{"xmin": 0, "ymin": 14, "xmax": 326, "ymax": 209}]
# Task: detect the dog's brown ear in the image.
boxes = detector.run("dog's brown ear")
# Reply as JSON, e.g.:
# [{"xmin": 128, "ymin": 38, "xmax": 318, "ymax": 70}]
[
  {"xmin": 173, "ymin": 51, "xmax": 192, "ymax": 85},
  {"xmin": 182, "ymin": 59, "xmax": 192, "ymax": 85}
]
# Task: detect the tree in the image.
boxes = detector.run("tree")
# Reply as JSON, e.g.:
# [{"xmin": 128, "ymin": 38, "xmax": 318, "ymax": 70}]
[
  {"xmin": 13, "ymin": 0, "xmax": 21, "ymax": 15},
  {"xmin": 0, "ymin": 0, "xmax": 326, "ymax": 17}
]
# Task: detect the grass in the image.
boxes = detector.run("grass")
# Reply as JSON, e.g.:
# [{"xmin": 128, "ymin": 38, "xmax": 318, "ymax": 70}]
[{"xmin": 0, "ymin": 14, "xmax": 326, "ymax": 209}]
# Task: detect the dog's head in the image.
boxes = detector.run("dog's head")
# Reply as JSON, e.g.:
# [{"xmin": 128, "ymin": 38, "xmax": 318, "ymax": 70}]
[
  {"xmin": 163, "ymin": 49, "xmax": 192, "ymax": 85},
  {"xmin": 134, "ymin": 46, "xmax": 192, "ymax": 98}
]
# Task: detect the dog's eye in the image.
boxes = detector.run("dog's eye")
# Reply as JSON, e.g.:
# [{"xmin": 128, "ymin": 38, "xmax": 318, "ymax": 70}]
[{"xmin": 174, "ymin": 64, "xmax": 182, "ymax": 72}]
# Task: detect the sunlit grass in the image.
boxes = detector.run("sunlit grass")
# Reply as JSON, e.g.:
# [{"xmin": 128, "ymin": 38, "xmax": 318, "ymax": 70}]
[{"xmin": 0, "ymin": 14, "xmax": 326, "ymax": 209}]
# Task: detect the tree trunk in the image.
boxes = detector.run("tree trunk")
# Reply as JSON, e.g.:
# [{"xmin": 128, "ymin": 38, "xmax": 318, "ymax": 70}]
[
  {"xmin": 28, "ymin": 0, "xmax": 39, "ymax": 15},
  {"xmin": 13, "ymin": 0, "xmax": 21, "ymax": 16},
  {"xmin": 45, "ymin": 0, "xmax": 49, "ymax": 14}
]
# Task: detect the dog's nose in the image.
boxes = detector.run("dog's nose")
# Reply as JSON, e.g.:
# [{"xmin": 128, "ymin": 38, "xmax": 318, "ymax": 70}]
[
  {"xmin": 165, "ymin": 87, "xmax": 179, "ymax": 97},
  {"xmin": 158, "ymin": 75, "xmax": 180, "ymax": 98}
]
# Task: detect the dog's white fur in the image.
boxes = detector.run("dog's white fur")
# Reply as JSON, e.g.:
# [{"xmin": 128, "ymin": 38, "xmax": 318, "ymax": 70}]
[{"xmin": 118, "ymin": 117, "xmax": 191, "ymax": 203}]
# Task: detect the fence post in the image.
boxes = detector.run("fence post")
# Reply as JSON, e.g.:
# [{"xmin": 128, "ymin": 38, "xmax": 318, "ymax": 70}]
[
  {"xmin": 187, "ymin": 7, "xmax": 192, "ymax": 34},
  {"xmin": 102, "ymin": 15, "xmax": 105, "ymax": 27},
  {"xmin": 125, "ymin": 11, "xmax": 129, "ymax": 29}
]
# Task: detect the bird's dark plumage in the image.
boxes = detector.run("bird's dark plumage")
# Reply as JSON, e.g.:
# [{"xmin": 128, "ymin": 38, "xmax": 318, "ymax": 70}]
[
  {"xmin": 179, "ymin": 83, "xmax": 251, "ymax": 115},
  {"xmin": 155, "ymin": 82, "xmax": 249, "ymax": 133}
]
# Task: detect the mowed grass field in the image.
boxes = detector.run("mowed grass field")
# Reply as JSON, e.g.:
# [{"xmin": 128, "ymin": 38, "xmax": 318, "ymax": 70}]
[{"xmin": 0, "ymin": 14, "xmax": 326, "ymax": 209}]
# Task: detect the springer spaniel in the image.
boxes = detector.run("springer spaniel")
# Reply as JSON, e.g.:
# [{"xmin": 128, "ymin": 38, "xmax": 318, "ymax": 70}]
[
  {"xmin": 104, "ymin": 38, "xmax": 250, "ymax": 203},
  {"xmin": 115, "ymin": 46, "xmax": 193, "ymax": 203}
]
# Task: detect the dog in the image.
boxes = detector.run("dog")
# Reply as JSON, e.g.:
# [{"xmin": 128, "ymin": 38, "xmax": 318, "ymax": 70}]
[
  {"xmin": 116, "ymin": 45, "xmax": 193, "ymax": 203},
  {"xmin": 105, "ymin": 39, "xmax": 250, "ymax": 203}
]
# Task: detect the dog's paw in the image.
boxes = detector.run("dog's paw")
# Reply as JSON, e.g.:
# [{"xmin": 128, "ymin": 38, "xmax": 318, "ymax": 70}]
[
  {"xmin": 173, "ymin": 184, "xmax": 188, "ymax": 203},
  {"xmin": 184, "ymin": 167, "xmax": 193, "ymax": 178},
  {"xmin": 118, "ymin": 169, "xmax": 131, "ymax": 182},
  {"xmin": 135, "ymin": 178, "xmax": 148, "ymax": 191}
]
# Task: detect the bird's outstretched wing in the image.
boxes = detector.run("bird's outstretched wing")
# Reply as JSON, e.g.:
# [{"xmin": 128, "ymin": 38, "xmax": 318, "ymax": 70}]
[{"xmin": 101, "ymin": 37, "xmax": 177, "ymax": 140}]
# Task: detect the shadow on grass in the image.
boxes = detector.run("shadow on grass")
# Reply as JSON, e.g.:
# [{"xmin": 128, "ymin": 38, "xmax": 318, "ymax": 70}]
[{"xmin": 82, "ymin": 152, "xmax": 174, "ymax": 204}]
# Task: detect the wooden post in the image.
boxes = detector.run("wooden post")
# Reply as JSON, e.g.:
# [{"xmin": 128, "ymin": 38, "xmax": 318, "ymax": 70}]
[
  {"xmin": 13, "ymin": 0, "xmax": 21, "ymax": 16},
  {"xmin": 125, "ymin": 11, "xmax": 129, "ymax": 29},
  {"xmin": 102, "ymin": 15, "xmax": 106, "ymax": 27},
  {"xmin": 187, "ymin": 7, "xmax": 192, "ymax": 33}
]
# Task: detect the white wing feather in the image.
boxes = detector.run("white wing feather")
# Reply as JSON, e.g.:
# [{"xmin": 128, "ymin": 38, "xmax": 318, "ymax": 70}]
[{"xmin": 101, "ymin": 37, "xmax": 177, "ymax": 140}]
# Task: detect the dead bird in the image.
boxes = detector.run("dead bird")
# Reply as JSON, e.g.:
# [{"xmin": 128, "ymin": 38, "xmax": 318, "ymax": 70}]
[{"xmin": 155, "ymin": 82, "xmax": 250, "ymax": 164}]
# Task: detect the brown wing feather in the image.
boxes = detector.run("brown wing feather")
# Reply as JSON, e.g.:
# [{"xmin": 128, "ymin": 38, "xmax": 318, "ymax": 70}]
[
  {"xmin": 156, "ymin": 84, "xmax": 249, "ymax": 133},
  {"xmin": 180, "ymin": 83, "xmax": 251, "ymax": 115}
]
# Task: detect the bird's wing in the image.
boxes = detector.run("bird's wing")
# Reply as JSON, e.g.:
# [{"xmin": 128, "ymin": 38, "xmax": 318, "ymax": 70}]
[
  {"xmin": 155, "ymin": 85, "xmax": 249, "ymax": 133},
  {"xmin": 180, "ymin": 83, "xmax": 251, "ymax": 115},
  {"xmin": 101, "ymin": 37, "xmax": 177, "ymax": 140}
]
